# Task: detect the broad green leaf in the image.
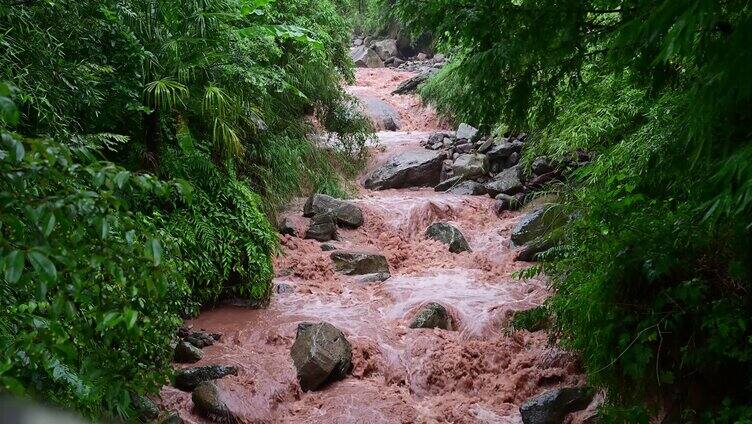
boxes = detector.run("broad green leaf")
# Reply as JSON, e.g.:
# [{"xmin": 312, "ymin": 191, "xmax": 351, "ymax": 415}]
[
  {"xmin": 4, "ymin": 250, "xmax": 24, "ymax": 283},
  {"xmin": 28, "ymin": 250, "xmax": 57, "ymax": 281},
  {"xmin": 145, "ymin": 239, "xmax": 162, "ymax": 266},
  {"xmin": 114, "ymin": 171, "xmax": 130, "ymax": 189}
]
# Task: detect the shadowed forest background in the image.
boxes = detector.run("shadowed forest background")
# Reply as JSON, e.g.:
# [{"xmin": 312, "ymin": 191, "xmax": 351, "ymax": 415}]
[{"xmin": 2, "ymin": 0, "xmax": 752, "ymax": 422}]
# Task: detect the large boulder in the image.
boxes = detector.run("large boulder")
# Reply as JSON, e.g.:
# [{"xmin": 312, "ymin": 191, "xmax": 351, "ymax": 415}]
[
  {"xmin": 354, "ymin": 93, "xmax": 401, "ymax": 131},
  {"xmin": 455, "ymin": 123, "xmax": 479, "ymax": 141},
  {"xmin": 290, "ymin": 322, "xmax": 353, "ymax": 391},
  {"xmin": 364, "ymin": 150, "xmax": 446, "ymax": 190},
  {"xmin": 487, "ymin": 138, "xmax": 523, "ymax": 160},
  {"xmin": 511, "ymin": 207, "xmax": 565, "ymax": 247},
  {"xmin": 174, "ymin": 365, "xmax": 239, "ymax": 391},
  {"xmin": 409, "ymin": 302, "xmax": 453, "ymax": 330},
  {"xmin": 520, "ymin": 387, "xmax": 594, "ymax": 424},
  {"xmin": 174, "ymin": 341, "xmax": 203, "ymax": 363},
  {"xmin": 304, "ymin": 194, "xmax": 363, "ymax": 228},
  {"xmin": 484, "ymin": 165, "xmax": 523, "ymax": 197},
  {"xmin": 192, "ymin": 382, "xmax": 235, "ymax": 423},
  {"xmin": 371, "ymin": 39, "xmax": 399, "ymax": 61},
  {"xmin": 425, "ymin": 222, "xmax": 471, "ymax": 253},
  {"xmin": 304, "ymin": 213, "xmax": 338, "ymax": 242},
  {"xmin": 331, "ymin": 250, "xmax": 390, "ymax": 276},
  {"xmin": 434, "ymin": 175, "xmax": 464, "ymax": 192},
  {"xmin": 453, "ymin": 153, "xmax": 489, "ymax": 179},
  {"xmin": 351, "ymin": 45, "xmax": 383, "ymax": 68}
]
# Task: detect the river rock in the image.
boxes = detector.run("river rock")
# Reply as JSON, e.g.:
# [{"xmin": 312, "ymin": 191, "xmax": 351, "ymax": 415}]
[
  {"xmin": 493, "ymin": 193, "xmax": 524, "ymax": 214},
  {"xmin": 409, "ymin": 302, "xmax": 452, "ymax": 330},
  {"xmin": 485, "ymin": 165, "xmax": 523, "ymax": 197},
  {"xmin": 453, "ymin": 153, "xmax": 489, "ymax": 179},
  {"xmin": 304, "ymin": 194, "xmax": 364, "ymax": 228},
  {"xmin": 161, "ymin": 413, "xmax": 183, "ymax": 424},
  {"xmin": 174, "ymin": 341, "xmax": 203, "ymax": 363},
  {"xmin": 532, "ymin": 157, "xmax": 554, "ymax": 175},
  {"xmin": 331, "ymin": 250, "xmax": 390, "ymax": 276},
  {"xmin": 425, "ymin": 222, "xmax": 471, "ymax": 253},
  {"xmin": 354, "ymin": 272, "xmax": 391, "ymax": 283},
  {"xmin": 392, "ymin": 72, "xmax": 431, "ymax": 95},
  {"xmin": 527, "ymin": 171, "xmax": 562, "ymax": 190},
  {"xmin": 278, "ymin": 217, "xmax": 297, "ymax": 237},
  {"xmin": 174, "ymin": 365, "xmax": 239, "ymax": 391},
  {"xmin": 183, "ymin": 331, "xmax": 216, "ymax": 349},
  {"xmin": 304, "ymin": 213, "xmax": 337, "ymax": 242},
  {"xmin": 456, "ymin": 123, "xmax": 479, "ymax": 141},
  {"xmin": 511, "ymin": 207, "xmax": 565, "ymax": 247},
  {"xmin": 131, "ymin": 394, "xmax": 159, "ymax": 422},
  {"xmin": 487, "ymin": 138, "xmax": 523, "ymax": 160},
  {"xmin": 351, "ymin": 45, "xmax": 383, "ymax": 68},
  {"xmin": 371, "ymin": 39, "xmax": 399, "ymax": 61},
  {"xmin": 192, "ymin": 382, "xmax": 235, "ymax": 423},
  {"xmin": 516, "ymin": 237, "xmax": 556, "ymax": 262},
  {"xmin": 291, "ymin": 322, "xmax": 353, "ymax": 391},
  {"xmin": 447, "ymin": 180, "xmax": 487, "ymax": 196},
  {"xmin": 520, "ymin": 387, "xmax": 594, "ymax": 424},
  {"xmin": 355, "ymin": 93, "xmax": 401, "ymax": 131},
  {"xmin": 364, "ymin": 149, "xmax": 446, "ymax": 190},
  {"xmin": 434, "ymin": 175, "xmax": 464, "ymax": 192}
]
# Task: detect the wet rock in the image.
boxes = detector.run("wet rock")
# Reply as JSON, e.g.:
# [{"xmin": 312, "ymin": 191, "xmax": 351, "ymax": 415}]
[
  {"xmin": 516, "ymin": 237, "xmax": 556, "ymax": 262},
  {"xmin": 304, "ymin": 213, "xmax": 337, "ymax": 242},
  {"xmin": 520, "ymin": 387, "xmax": 594, "ymax": 424},
  {"xmin": 352, "ymin": 38, "xmax": 363, "ymax": 47},
  {"xmin": 477, "ymin": 138, "xmax": 495, "ymax": 153},
  {"xmin": 487, "ymin": 138, "xmax": 523, "ymax": 160},
  {"xmin": 192, "ymin": 382, "xmax": 235, "ymax": 423},
  {"xmin": 511, "ymin": 207, "xmax": 565, "ymax": 247},
  {"xmin": 527, "ymin": 171, "xmax": 562, "ymax": 190},
  {"xmin": 454, "ymin": 142, "xmax": 474, "ymax": 154},
  {"xmin": 304, "ymin": 194, "xmax": 364, "ymax": 228},
  {"xmin": 493, "ymin": 193, "xmax": 524, "ymax": 213},
  {"xmin": 392, "ymin": 72, "xmax": 431, "ymax": 95},
  {"xmin": 485, "ymin": 165, "xmax": 523, "ymax": 197},
  {"xmin": 364, "ymin": 149, "xmax": 446, "ymax": 190},
  {"xmin": 447, "ymin": 180, "xmax": 487, "ymax": 196},
  {"xmin": 356, "ymin": 93, "xmax": 401, "ymax": 131},
  {"xmin": 371, "ymin": 39, "xmax": 400, "ymax": 61},
  {"xmin": 425, "ymin": 222, "xmax": 471, "ymax": 253},
  {"xmin": 290, "ymin": 322, "xmax": 353, "ymax": 391},
  {"xmin": 417, "ymin": 52, "xmax": 428, "ymax": 61},
  {"xmin": 453, "ymin": 153, "xmax": 489, "ymax": 179},
  {"xmin": 331, "ymin": 250, "xmax": 390, "ymax": 276},
  {"xmin": 174, "ymin": 341, "xmax": 203, "ymax": 363},
  {"xmin": 351, "ymin": 45, "xmax": 383, "ymax": 68},
  {"xmin": 174, "ymin": 365, "xmax": 240, "ymax": 391},
  {"xmin": 383, "ymin": 116, "xmax": 399, "ymax": 131},
  {"xmin": 532, "ymin": 157, "xmax": 554, "ymax": 175},
  {"xmin": 434, "ymin": 175, "xmax": 464, "ymax": 192},
  {"xmin": 161, "ymin": 413, "xmax": 183, "ymax": 424},
  {"xmin": 505, "ymin": 151, "xmax": 520, "ymax": 168},
  {"xmin": 184, "ymin": 331, "xmax": 216, "ymax": 349},
  {"xmin": 456, "ymin": 123, "xmax": 479, "ymax": 141},
  {"xmin": 278, "ymin": 217, "xmax": 297, "ymax": 237},
  {"xmin": 354, "ymin": 272, "xmax": 391, "ymax": 283},
  {"xmin": 409, "ymin": 302, "xmax": 452, "ymax": 330},
  {"xmin": 131, "ymin": 394, "xmax": 159, "ymax": 422},
  {"xmin": 275, "ymin": 283, "xmax": 294, "ymax": 294},
  {"xmin": 320, "ymin": 243, "xmax": 337, "ymax": 251}
]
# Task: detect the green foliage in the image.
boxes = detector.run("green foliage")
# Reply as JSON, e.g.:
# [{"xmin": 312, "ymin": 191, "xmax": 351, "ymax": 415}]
[
  {"xmin": 509, "ymin": 306, "xmax": 550, "ymax": 333},
  {"xmin": 0, "ymin": 87, "xmax": 189, "ymax": 419},
  {"xmin": 393, "ymin": 0, "xmax": 752, "ymax": 419},
  {"xmin": 0, "ymin": 0, "xmax": 370, "ymax": 419}
]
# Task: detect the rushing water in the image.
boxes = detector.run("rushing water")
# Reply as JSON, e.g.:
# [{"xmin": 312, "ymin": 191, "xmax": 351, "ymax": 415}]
[{"xmin": 161, "ymin": 69, "xmax": 586, "ymax": 424}]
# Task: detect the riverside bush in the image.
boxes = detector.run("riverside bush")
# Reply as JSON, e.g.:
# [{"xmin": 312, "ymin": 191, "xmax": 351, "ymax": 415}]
[{"xmin": 389, "ymin": 0, "xmax": 752, "ymax": 420}]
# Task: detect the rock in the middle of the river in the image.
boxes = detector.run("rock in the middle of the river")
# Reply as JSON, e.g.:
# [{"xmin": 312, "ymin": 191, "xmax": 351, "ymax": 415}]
[
  {"xmin": 330, "ymin": 250, "xmax": 390, "ymax": 276},
  {"xmin": 303, "ymin": 194, "xmax": 363, "ymax": 228},
  {"xmin": 290, "ymin": 322, "xmax": 353, "ymax": 391},
  {"xmin": 364, "ymin": 149, "xmax": 446, "ymax": 190},
  {"xmin": 425, "ymin": 222, "xmax": 472, "ymax": 253}
]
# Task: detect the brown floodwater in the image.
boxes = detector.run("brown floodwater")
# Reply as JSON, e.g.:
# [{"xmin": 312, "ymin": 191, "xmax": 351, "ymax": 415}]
[{"xmin": 160, "ymin": 68, "xmax": 588, "ymax": 423}]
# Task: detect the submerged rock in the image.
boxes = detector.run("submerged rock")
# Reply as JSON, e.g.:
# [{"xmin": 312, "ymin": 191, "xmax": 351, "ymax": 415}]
[
  {"xmin": 331, "ymin": 250, "xmax": 390, "ymax": 276},
  {"xmin": 304, "ymin": 213, "xmax": 337, "ymax": 242},
  {"xmin": 174, "ymin": 341, "xmax": 203, "ymax": 364},
  {"xmin": 425, "ymin": 222, "xmax": 471, "ymax": 253},
  {"xmin": 174, "ymin": 365, "xmax": 239, "ymax": 391},
  {"xmin": 290, "ymin": 322, "xmax": 353, "ymax": 391},
  {"xmin": 364, "ymin": 149, "xmax": 446, "ymax": 190},
  {"xmin": 304, "ymin": 194, "xmax": 364, "ymax": 228},
  {"xmin": 354, "ymin": 272, "xmax": 391, "ymax": 283},
  {"xmin": 520, "ymin": 387, "xmax": 594, "ymax": 424},
  {"xmin": 192, "ymin": 382, "xmax": 235, "ymax": 423},
  {"xmin": 409, "ymin": 302, "xmax": 452, "ymax": 330},
  {"xmin": 511, "ymin": 207, "xmax": 565, "ymax": 247}
]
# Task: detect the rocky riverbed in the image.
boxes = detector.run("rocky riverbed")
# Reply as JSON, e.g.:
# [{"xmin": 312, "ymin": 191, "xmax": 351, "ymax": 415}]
[{"xmin": 158, "ymin": 62, "xmax": 598, "ymax": 424}]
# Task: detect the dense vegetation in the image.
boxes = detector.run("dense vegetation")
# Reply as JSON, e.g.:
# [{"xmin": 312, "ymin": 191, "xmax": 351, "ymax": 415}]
[
  {"xmin": 0, "ymin": 0, "xmax": 369, "ymax": 420},
  {"xmin": 386, "ymin": 0, "xmax": 752, "ymax": 421}
]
